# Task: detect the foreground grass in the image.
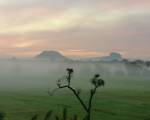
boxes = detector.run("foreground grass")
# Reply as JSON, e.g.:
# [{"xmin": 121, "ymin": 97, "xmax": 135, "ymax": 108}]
[
  {"xmin": 0, "ymin": 89, "xmax": 150, "ymax": 120},
  {"xmin": 0, "ymin": 77, "xmax": 150, "ymax": 120}
]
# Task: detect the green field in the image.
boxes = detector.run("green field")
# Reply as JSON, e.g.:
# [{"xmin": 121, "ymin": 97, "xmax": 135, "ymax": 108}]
[{"xmin": 0, "ymin": 77, "xmax": 150, "ymax": 120}]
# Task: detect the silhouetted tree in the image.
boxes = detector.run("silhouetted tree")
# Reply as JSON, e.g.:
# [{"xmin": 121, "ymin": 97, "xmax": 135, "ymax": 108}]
[
  {"xmin": 56, "ymin": 68, "xmax": 105, "ymax": 120},
  {"xmin": 145, "ymin": 61, "xmax": 150, "ymax": 67},
  {"xmin": 122, "ymin": 59, "xmax": 129, "ymax": 64}
]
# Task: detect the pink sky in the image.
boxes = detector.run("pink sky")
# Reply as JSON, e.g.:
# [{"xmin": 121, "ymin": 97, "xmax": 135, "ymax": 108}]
[{"xmin": 0, "ymin": 0, "xmax": 150, "ymax": 59}]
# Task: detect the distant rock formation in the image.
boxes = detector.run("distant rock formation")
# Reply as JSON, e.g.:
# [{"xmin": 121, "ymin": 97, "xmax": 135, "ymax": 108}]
[{"xmin": 35, "ymin": 50, "xmax": 68, "ymax": 61}]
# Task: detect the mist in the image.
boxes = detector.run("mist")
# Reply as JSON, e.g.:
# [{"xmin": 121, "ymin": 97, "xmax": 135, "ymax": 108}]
[{"xmin": 0, "ymin": 58, "xmax": 150, "ymax": 91}]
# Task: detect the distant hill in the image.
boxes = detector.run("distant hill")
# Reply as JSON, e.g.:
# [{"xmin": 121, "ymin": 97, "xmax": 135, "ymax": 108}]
[
  {"xmin": 88, "ymin": 52, "xmax": 122, "ymax": 62},
  {"xmin": 35, "ymin": 50, "xmax": 68, "ymax": 61},
  {"xmin": 35, "ymin": 51, "xmax": 122, "ymax": 62}
]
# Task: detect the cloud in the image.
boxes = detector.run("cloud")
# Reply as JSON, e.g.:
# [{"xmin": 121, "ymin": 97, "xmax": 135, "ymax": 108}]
[
  {"xmin": 1, "ymin": 0, "xmax": 150, "ymax": 33},
  {"xmin": 0, "ymin": 0, "xmax": 150, "ymax": 58}
]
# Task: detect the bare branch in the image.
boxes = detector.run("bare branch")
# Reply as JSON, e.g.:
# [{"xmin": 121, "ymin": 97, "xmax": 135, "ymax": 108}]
[
  {"xmin": 68, "ymin": 86, "xmax": 88, "ymax": 112},
  {"xmin": 53, "ymin": 68, "xmax": 105, "ymax": 120}
]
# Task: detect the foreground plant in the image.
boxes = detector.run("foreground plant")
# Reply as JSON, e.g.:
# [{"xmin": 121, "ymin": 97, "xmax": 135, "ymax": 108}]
[
  {"xmin": 56, "ymin": 68, "xmax": 105, "ymax": 120},
  {"xmin": 30, "ymin": 108, "xmax": 78, "ymax": 120}
]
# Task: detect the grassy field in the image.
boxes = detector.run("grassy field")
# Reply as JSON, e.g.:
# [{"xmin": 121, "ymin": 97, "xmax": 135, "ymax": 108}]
[{"xmin": 0, "ymin": 77, "xmax": 150, "ymax": 120}]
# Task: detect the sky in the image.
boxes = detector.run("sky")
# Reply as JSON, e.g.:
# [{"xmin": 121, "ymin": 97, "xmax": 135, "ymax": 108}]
[{"xmin": 0, "ymin": 0, "xmax": 150, "ymax": 59}]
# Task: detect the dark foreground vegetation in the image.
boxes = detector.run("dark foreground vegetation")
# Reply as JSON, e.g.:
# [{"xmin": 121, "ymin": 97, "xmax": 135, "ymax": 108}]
[{"xmin": 55, "ymin": 68, "xmax": 104, "ymax": 120}]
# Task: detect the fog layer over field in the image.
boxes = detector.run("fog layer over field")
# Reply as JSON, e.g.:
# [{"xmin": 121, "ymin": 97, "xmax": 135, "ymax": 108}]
[{"xmin": 0, "ymin": 59, "xmax": 150, "ymax": 91}]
